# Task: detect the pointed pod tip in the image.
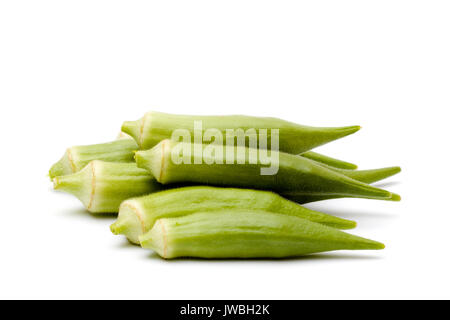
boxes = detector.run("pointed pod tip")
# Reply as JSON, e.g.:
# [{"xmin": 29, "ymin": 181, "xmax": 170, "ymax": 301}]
[
  {"xmin": 346, "ymin": 220, "xmax": 358, "ymax": 230},
  {"xmin": 327, "ymin": 216, "xmax": 358, "ymax": 230},
  {"xmin": 358, "ymin": 238, "xmax": 385, "ymax": 250},
  {"xmin": 390, "ymin": 193, "xmax": 401, "ymax": 201},
  {"xmin": 325, "ymin": 124, "xmax": 361, "ymax": 142},
  {"xmin": 343, "ymin": 125, "xmax": 361, "ymax": 135},
  {"xmin": 368, "ymin": 240, "xmax": 385, "ymax": 250},
  {"xmin": 386, "ymin": 166, "xmax": 402, "ymax": 175}
]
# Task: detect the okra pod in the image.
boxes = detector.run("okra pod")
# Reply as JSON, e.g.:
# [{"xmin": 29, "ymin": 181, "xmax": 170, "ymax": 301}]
[
  {"xmin": 122, "ymin": 111, "xmax": 360, "ymax": 153},
  {"xmin": 284, "ymin": 164, "xmax": 401, "ymax": 203},
  {"xmin": 51, "ymin": 142, "xmax": 400, "ymax": 211},
  {"xmin": 50, "ymin": 143, "xmax": 393, "ymax": 185},
  {"xmin": 110, "ymin": 186, "xmax": 357, "ymax": 244},
  {"xmin": 52, "ymin": 161, "xmax": 161, "ymax": 213},
  {"xmin": 135, "ymin": 140, "xmax": 400, "ymax": 202},
  {"xmin": 301, "ymin": 151, "xmax": 358, "ymax": 170},
  {"xmin": 139, "ymin": 210, "xmax": 385, "ymax": 259},
  {"xmin": 49, "ymin": 139, "xmax": 138, "ymax": 179},
  {"xmin": 50, "ymin": 135, "xmax": 360, "ymax": 180},
  {"xmin": 119, "ymin": 129, "xmax": 358, "ymax": 170},
  {"xmin": 325, "ymin": 165, "xmax": 401, "ymax": 184}
]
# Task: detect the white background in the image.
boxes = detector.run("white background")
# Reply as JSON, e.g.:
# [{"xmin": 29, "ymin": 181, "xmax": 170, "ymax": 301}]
[{"xmin": 0, "ymin": 1, "xmax": 449, "ymax": 299}]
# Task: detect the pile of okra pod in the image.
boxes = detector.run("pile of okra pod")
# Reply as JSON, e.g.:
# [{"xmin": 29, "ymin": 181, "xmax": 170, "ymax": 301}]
[{"xmin": 50, "ymin": 111, "xmax": 400, "ymax": 259}]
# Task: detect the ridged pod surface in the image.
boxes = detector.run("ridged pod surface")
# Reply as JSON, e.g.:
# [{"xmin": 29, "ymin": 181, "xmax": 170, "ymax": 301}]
[
  {"xmin": 283, "ymin": 163, "xmax": 401, "ymax": 203},
  {"xmin": 110, "ymin": 186, "xmax": 357, "ymax": 244},
  {"xmin": 140, "ymin": 210, "xmax": 385, "ymax": 259},
  {"xmin": 135, "ymin": 140, "xmax": 400, "ymax": 203},
  {"xmin": 49, "ymin": 136, "xmax": 361, "ymax": 180},
  {"xmin": 122, "ymin": 111, "xmax": 361, "ymax": 153},
  {"xmin": 300, "ymin": 151, "xmax": 358, "ymax": 170}
]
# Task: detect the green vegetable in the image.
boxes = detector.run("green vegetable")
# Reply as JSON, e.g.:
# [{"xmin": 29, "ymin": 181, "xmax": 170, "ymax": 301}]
[
  {"xmin": 139, "ymin": 210, "xmax": 385, "ymax": 259},
  {"xmin": 49, "ymin": 139, "xmax": 386, "ymax": 186},
  {"xmin": 122, "ymin": 111, "xmax": 360, "ymax": 153},
  {"xmin": 135, "ymin": 140, "xmax": 400, "ymax": 203},
  {"xmin": 50, "ymin": 135, "xmax": 360, "ymax": 181},
  {"xmin": 52, "ymin": 161, "xmax": 161, "ymax": 213},
  {"xmin": 330, "ymin": 166, "xmax": 401, "ymax": 184},
  {"xmin": 49, "ymin": 139, "xmax": 138, "ymax": 179},
  {"xmin": 301, "ymin": 151, "xmax": 358, "ymax": 170},
  {"xmin": 110, "ymin": 186, "xmax": 357, "ymax": 244},
  {"xmin": 50, "ymin": 140, "xmax": 399, "ymax": 212},
  {"xmin": 282, "ymin": 190, "xmax": 401, "ymax": 204},
  {"xmin": 53, "ymin": 159, "xmax": 399, "ymax": 214},
  {"xmin": 282, "ymin": 164, "xmax": 401, "ymax": 203},
  {"xmin": 121, "ymin": 128, "xmax": 359, "ymax": 170}
]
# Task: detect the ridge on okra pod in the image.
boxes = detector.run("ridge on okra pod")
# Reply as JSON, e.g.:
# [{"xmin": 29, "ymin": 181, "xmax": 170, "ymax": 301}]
[
  {"xmin": 119, "ymin": 127, "xmax": 360, "ymax": 170},
  {"xmin": 54, "ymin": 158, "xmax": 400, "ymax": 214},
  {"xmin": 110, "ymin": 186, "xmax": 358, "ymax": 244},
  {"xmin": 284, "ymin": 162, "xmax": 401, "ymax": 203},
  {"xmin": 49, "ymin": 136, "xmax": 357, "ymax": 179},
  {"xmin": 49, "ymin": 135, "xmax": 396, "ymax": 186},
  {"xmin": 327, "ymin": 165, "xmax": 401, "ymax": 184},
  {"xmin": 117, "ymin": 126, "xmax": 359, "ymax": 170},
  {"xmin": 300, "ymin": 151, "xmax": 358, "ymax": 170},
  {"xmin": 139, "ymin": 210, "xmax": 385, "ymax": 259},
  {"xmin": 135, "ymin": 140, "xmax": 401, "ymax": 203},
  {"xmin": 119, "ymin": 126, "xmax": 359, "ymax": 169},
  {"xmin": 122, "ymin": 111, "xmax": 361, "ymax": 153}
]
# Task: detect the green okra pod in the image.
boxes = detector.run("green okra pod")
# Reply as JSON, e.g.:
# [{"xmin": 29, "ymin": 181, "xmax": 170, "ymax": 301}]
[
  {"xmin": 120, "ymin": 129, "xmax": 359, "ymax": 170},
  {"xmin": 122, "ymin": 111, "xmax": 360, "ymax": 154},
  {"xmin": 110, "ymin": 186, "xmax": 357, "ymax": 244},
  {"xmin": 49, "ymin": 136, "xmax": 396, "ymax": 185},
  {"xmin": 51, "ymin": 143, "xmax": 400, "ymax": 211},
  {"xmin": 330, "ymin": 166, "xmax": 401, "ymax": 184},
  {"xmin": 50, "ymin": 134, "xmax": 360, "ymax": 180},
  {"xmin": 301, "ymin": 151, "xmax": 358, "ymax": 170},
  {"xmin": 283, "ymin": 164, "xmax": 401, "ymax": 203},
  {"xmin": 139, "ymin": 210, "xmax": 385, "ymax": 259},
  {"xmin": 52, "ymin": 161, "xmax": 161, "ymax": 213},
  {"xmin": 135, "ymin": 140, "xmax": 400, "ymax": 203},
  {"xmin": 49, "ymin": 139, "xmax": 138, "ymax": 179}
]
